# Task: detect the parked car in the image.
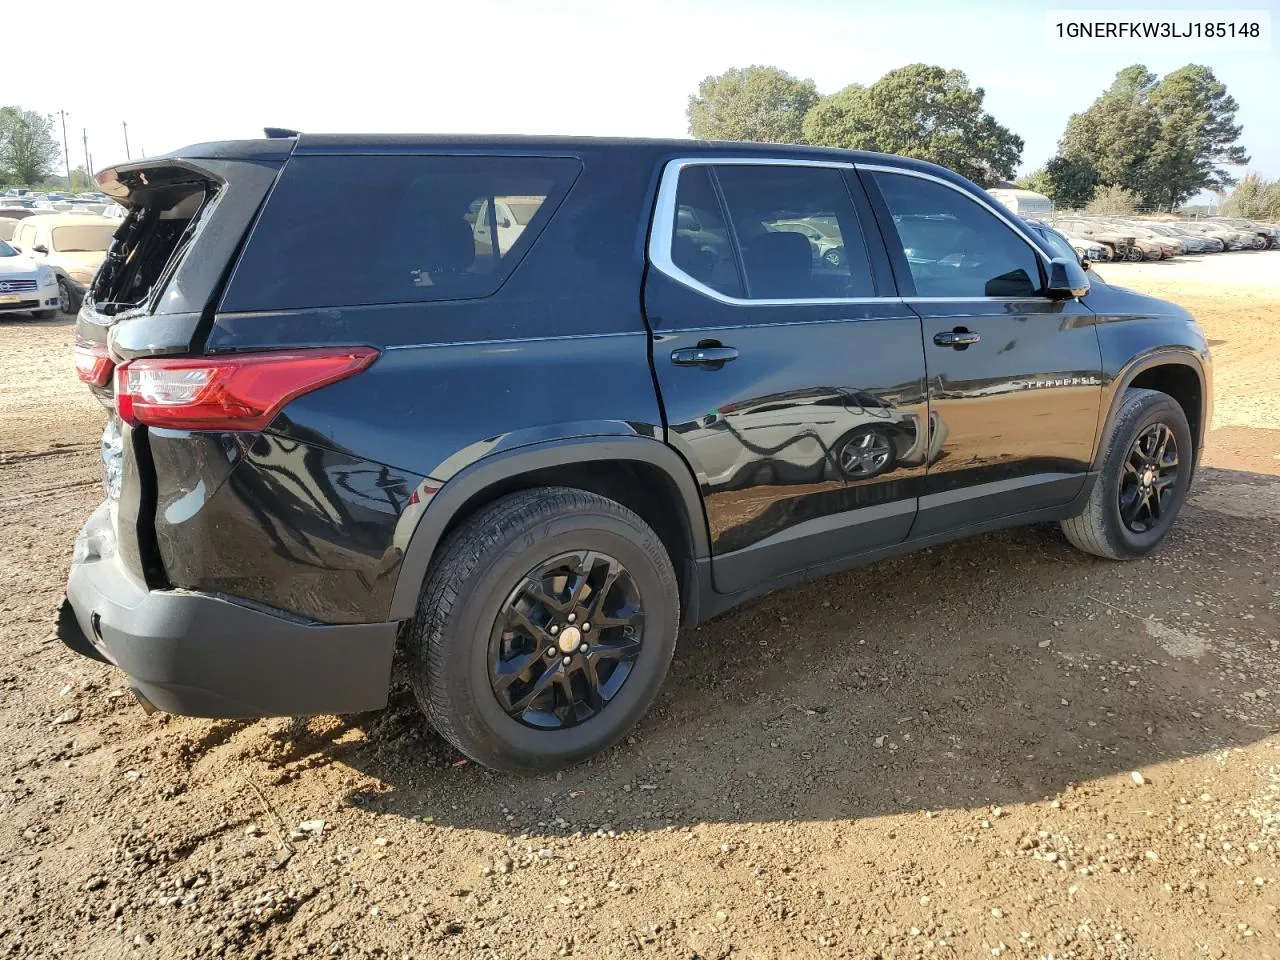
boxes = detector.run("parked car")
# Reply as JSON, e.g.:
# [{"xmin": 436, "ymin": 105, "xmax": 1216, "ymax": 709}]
[
  {"xmin": 1052, "ymin": 217, "xmax": 1143, "ymax": 261},
  {"xmin": 1210, "ymin": 218, "xmax": 1277, "ymax": 249},
  {"xmin": 1178, "ymin": 221, "xmax": 1254, "ymax": 250},
  {"xmin": 1136, "ymin": 223, "xmax": 1221, "ymax": 254},
  {"xmin": 1065, "ymin": 234, "xmax": 1111, "ymax": 261},
  {"xmin": 766, "ymin": 217, "xmax": 848, "ymax": 268},
  {"xmin": 1108, "ymin": 222, "xmax": 1182, "ymax": 257},
  {"xmin": 8, "ymin": 213, "xmax": 115, "ymax": 287},
  {"xmin": 1024, "ymin": 219, "xmax": 1104, "ymax": 265},
  {"xmin": 471, "ymin": 195, "xmax": 545, "ymax": 257},
  {"xmin": 0, "ymin": 238, "xmax": 63, "ymax": 318},
  {"xmin": 57, "ymin": 135, "xmax": 1211, "ymax": 773}
]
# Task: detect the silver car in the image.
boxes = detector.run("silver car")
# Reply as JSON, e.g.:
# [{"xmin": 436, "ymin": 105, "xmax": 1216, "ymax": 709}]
[{"xmin": 0, "ymin": 239, "xmax": 63, "ymax": 319}]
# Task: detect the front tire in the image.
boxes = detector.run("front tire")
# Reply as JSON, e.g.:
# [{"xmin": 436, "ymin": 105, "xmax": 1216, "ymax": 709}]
[
  {"xmin": 408, "ymin": 487, "xmax": 679, "ymax": 773},
  {"xmin": 1061, "ymin": 388, "xmax": 1193, "ymax": 560}
]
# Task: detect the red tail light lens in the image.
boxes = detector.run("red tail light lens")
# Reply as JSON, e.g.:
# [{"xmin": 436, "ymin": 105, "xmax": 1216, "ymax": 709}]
[
  {"xmin": 115, "ymin": 347, "xmax": 378, "ymax": 431},
  {"xmin": 74, "ymin": 339, "xmax": 115, "ymax": 387}
]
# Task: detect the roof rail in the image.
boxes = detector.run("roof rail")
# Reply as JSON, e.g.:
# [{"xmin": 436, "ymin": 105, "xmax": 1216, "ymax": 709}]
[{"xmin": 263, "ymin": 127, "xmax": 300, "ymax": 139}]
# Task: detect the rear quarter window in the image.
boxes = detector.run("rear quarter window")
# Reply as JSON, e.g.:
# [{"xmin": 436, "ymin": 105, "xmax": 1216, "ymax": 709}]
[{"xmin": 221, "ymin": 155, "xmax": 581, "ymax": 312}]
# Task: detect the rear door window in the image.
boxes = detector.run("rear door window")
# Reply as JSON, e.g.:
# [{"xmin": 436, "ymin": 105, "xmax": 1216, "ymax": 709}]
[
  {"xmin": 714, "ymin": 164, "xmax": 874, "ymax": 300},
  {"xmin": 222, "ymin": 155, "xmax": 581, "ymax": 312}
]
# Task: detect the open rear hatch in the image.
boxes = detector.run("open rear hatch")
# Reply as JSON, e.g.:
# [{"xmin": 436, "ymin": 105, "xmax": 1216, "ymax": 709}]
[{"xmin": 73, "ymin": 146, "xmax": 290, "ymax": 587}]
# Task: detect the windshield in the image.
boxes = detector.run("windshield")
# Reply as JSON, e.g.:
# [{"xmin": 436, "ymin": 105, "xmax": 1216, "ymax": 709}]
[
  {"xmin": 51, "ymin": 223, "xmax": 115, "ymax": 253},
  {"xmin": 0, "ymin": 239, "xmax": 16, "ymax": 257}
]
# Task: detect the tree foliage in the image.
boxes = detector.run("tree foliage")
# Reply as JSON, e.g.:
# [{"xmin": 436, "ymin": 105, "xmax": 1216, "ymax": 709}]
[
  {"xmin": 686, "ymin": 66, "xmax": 819, "ymax": 144},
  {"xmin": 1059, "ymin": 65, "xmax": 1248, "ymax": 208},
  {"xmin": 1220, "ymin": 172, "xmax": 1280, "ymax": 220},
  {"xmin": 801, "ymin": 65, "xmax": 1022, "ymax": 185},
  {"xmin": 0, "ymin": 107, "xmax": 61, "ymax": 185},
  {"xmin": 1020, "ymin": 155, "xmax": 1099, "ymax": 209},
  {"xmin": 1085, "ymin": 185, "xmax": 1140, "ymax": 216}
]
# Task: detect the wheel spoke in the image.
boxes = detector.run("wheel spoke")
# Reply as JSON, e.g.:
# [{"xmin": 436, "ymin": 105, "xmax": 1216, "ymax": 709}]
[
  {"xmin": 1120, "ymin": 485, "xmax": 1145, "ymax": 525},
  {"xmin": 585, "ymin": 558, "xmax": 624, "ymax": 623},
  {"xmin": 590, "ymin": 635, "xmax": 642, "ymax": 661},
  {"xmin": 581, "ymin": 658, "xmax": 606, "ymax": 714},
  {"xmin": 505, "ymin": 605, "xmax": 553, "ymax": 646},
  {"xmin": 520, "ymin": 576, "xmax": 571, "ymax": 617},
  {"xmin": 1154, "ymin": 426, "xmax": 1172, "ymax": 462},
  {"xmin": 509, "ymin": 663, "xmax": 562, "ymax": 714},
  {"xmin": 569, "ymin": 551, "xmax": 599, "ymax": 610},
  {"xmin": 552, "ymin": 671, "xmax": 579, "ymax": 726},
  {"xmin": 492, "ymin": 648, "xmax": 544, "ymax": 692}
]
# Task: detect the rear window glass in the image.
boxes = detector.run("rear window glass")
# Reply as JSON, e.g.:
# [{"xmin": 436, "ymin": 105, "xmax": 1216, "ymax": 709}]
[
  {"xmin": 222, "ymin": 155, "xmax": 581, "ymax": 312},
  {"xmin": 52, "ymin": 223, "xmax": 115, "ymax": 252}
]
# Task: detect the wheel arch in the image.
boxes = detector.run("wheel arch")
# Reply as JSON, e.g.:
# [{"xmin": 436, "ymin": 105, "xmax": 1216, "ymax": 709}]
[
  {"xmin": 388, "ymin": 437, "xmax": 711, "ymax": 625},
  {"xmin": 1095, "ymin": 351, "xmax": 1207, "ymax": 473}
]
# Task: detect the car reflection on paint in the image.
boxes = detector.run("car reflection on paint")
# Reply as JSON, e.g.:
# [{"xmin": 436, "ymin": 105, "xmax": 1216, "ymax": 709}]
[{"xmin": 678, "ymin": 386, "xmax": 947, "ymax": 492}]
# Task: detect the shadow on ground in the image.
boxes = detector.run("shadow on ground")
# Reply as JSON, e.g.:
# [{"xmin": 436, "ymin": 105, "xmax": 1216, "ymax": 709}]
[{"xmin": 220, "ymin": 466, "xmax": 1280, "ymax": 837}]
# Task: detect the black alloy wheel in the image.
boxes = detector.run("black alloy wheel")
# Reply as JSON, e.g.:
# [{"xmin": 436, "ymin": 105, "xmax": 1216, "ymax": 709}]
[
  {"xmin": 489, "ymin": 550, "xmax": 644, "ymax": 729},
  {"xmin": 1118, "ymin": 422, "xmax": 1179, "ymax": 533}
]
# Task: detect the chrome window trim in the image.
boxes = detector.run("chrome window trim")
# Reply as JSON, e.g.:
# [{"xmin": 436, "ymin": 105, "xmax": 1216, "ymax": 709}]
[
  {"xmin": 648, "ymin": 157, "xmax": 887, "ymax": 308},
  {"xmin": 855, "ymin": 163, "xmax": 1056, "ymax": 265}
]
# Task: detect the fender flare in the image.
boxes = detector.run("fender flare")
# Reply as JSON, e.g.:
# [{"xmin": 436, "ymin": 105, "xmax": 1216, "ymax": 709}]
[
  {"xmin": 387, "ymin": 436, "xmax": 711, "ymax": 621},
  {"xmin": 1093, "ymin": 348, "xmax": 1207, "ymax": 472}
]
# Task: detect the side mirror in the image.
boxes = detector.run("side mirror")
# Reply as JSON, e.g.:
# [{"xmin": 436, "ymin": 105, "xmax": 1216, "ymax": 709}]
[
  {"xmin": 497, "ymin": 218, "xmax": 511, "ymax": 229},
  {"xmin": 1046, "ymin": 256, "xmax": 1090, "ymax": 299},
  {"xmin": 32, "ymin": 243, "xmax": 48, "ymax": 254},
  {"xmin": 1079, "ymin": 256, "xmax": 1091, "ymax": 271}
]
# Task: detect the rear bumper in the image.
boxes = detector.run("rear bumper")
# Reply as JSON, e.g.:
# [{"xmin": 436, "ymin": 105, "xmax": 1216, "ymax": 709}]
[{"xmin": 59, "ymin": 504, "xmax": 397, "ymax": 718}]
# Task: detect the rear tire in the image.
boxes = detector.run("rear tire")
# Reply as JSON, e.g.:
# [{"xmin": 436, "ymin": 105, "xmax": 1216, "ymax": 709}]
[
  {"xmin": 1061, "ymin": 388, "xmax": 1193, "ymax": 560},
  {"xmin": 407, "ymin": 487, "xmax": 679, "ymax": 773}
]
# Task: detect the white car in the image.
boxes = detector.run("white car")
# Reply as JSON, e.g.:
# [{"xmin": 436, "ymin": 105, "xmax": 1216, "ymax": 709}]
[
  {"xmin": 471, "ymin": 196, "xmax": 545, "ymax": 256},
  {"xmin": 0, "ymin": 238, "xmax": 63, "ymax": 319},
  {"xmin": 8, "ymin": 214, "xmax": 116, "ymax": 287}
]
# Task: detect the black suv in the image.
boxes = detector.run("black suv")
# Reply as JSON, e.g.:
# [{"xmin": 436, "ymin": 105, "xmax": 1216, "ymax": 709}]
[{"xmin": 59, "ymin": 135, "xmax": 1211, "ymax": 772}]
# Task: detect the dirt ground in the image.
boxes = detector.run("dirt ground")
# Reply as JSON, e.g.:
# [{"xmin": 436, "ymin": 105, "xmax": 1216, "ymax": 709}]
[{"xmin": 2, "ymin": 254, "xmax": 1279, "ymax": 960}]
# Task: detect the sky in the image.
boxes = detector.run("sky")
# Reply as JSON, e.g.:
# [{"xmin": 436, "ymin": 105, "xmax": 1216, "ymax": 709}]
[{"xmin": 9, "ymin": 0, "xmax": 1279, "ymax": 191}]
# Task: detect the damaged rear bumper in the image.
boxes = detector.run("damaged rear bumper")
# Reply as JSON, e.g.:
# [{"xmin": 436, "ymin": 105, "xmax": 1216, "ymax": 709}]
[{"xmin": 58, "ymin": 503, "xmax": 397, "ymax": 718}]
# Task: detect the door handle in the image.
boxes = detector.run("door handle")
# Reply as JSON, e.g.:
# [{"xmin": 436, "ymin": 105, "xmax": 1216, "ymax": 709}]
[
  {"xmin": 671, "ymin": 345, "xmax": 738, "ymax": 366},
  {"xmin": 933, "ymin": 329, "xmax": 980, "ymax": 349}
]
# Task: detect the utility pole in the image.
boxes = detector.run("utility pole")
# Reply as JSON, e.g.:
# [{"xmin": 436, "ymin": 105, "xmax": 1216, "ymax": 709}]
[
  {"xmin": 82, "ymin": 129, "xmax": 93, "ymax": 180},
  {"xmin": 51, "ymin": 110, "xmax": 71, "ymax": 185},
  {"xmin": 122, "ymin": 121, "xmax": 131, "ymax": 160}
]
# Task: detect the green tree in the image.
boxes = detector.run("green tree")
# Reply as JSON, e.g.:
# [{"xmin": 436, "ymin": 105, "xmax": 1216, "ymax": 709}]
[
  {"xmin": 686, "ymin": 66, "xmax": 819, "ymax": 144},
  {"xmin": 1020, "ymin": 154, "xmax": 1099, "ymax": 209},
  {"xmin": 1146, "ymin": 65, "xmax": 1249, "ymax": 207},
  {"xmin": 799, "ymin": 83, "xmax": 865, "ymax": 149},
  {"xmin": 801, "ymin": 64, "xmax": 1023, "ymax": 186},
  {"xmin": 1085, "ymin": 184, "xmax": 1140, "ymax": 216},
  {"xmin": 1058, "ymin": 65, "xmax": 1248, "ymax": 208},
  {"xmin": 0, "ymin": 107, "xmax": 61, "ymax": 185},
  {"xmin": 1220, "ymin": 172, "xmax": 1280, "ymax": 220}
]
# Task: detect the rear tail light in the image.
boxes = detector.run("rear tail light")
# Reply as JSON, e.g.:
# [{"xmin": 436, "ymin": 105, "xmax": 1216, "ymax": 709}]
[
  {"xmin": 74, "ymin": 339, "xmax": 114, "ymax": 387},
  {"xmin": 115, "ymin": 347, "xmax": 378, "ymax": 431}
]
